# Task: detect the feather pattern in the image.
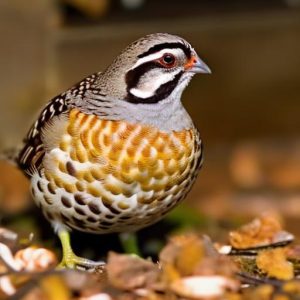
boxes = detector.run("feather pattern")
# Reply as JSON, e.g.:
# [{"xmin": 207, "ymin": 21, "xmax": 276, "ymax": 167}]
[
  {"xmin": 30, "ymin": 108, "xmax": 202, "ymax": 233},
  {"xmin": 17, "ymin": 73, "xmax": 100, "ymax": 175}
]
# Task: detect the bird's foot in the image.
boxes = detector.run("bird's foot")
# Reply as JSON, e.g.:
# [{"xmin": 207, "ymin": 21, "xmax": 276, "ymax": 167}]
[
  {"xmin": 58, "ymin": 253, "xmax": 105, "ymax": 271},
  {"xmin": 57, "ymin": 229, "xmax": 105, "ymax": 272}
]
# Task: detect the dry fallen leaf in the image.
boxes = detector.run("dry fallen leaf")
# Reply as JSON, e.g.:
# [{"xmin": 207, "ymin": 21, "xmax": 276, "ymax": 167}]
[
  {"xmin": 159, "ymin": 234, "xmax": 204, "ymax": 281},
  {"xmin": 40, "ymin": 275, "xmax": 70, "ymax": 300},
  {"xmin": 194, "ymin": 254, "xmax": 238, "ymax": 278},
  {"xmin": 106, "ymin": 252, "xmax": 160, "ymax": 291},
  {"xmin": 15, "ymin": 247, "xmax": 57, "ymax": 272},
  {"xmin": 229, "ymin": 213, "xmax": 293, "ymax": 249},
  {"xmin": 170, "ymin": 275, "xmax": 239, "ymax": 299},
  {"xmin": 256, "ymin": 248, "xmax": 294, "ymax": 280},
  {"xmin": 2, "ymin": 213, "xmax": 300, "ymax": 300},
  {"xmin": 243, "ymin": 284, "xmax": 274, "ymax": 300},
  {"xmin": 282, "ymin": 280, "xmax": 300, "ymax": 296},
  {"xmin": 286, "ymin": 244, "xmax": 300, "ymax": 260}
]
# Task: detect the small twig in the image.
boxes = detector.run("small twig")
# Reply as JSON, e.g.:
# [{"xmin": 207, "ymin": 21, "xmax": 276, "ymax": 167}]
[
  {"xmin": 237, "ymin": 272, "xmax": 284, "ymax": 288},
  {"xmin": 229, "ymin": 240, "xmax": 294, "ymax": 256}
]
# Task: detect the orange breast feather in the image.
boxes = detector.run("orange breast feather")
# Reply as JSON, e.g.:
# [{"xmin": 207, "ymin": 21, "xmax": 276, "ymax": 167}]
[{"xmin": 45, "ymin": 109, "xmax": 196, "ymax": 207}]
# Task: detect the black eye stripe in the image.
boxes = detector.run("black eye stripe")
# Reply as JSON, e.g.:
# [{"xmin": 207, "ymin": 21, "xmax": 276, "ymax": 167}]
[
  {"xmin": 126, "ymin": 71, "xmax": 184, "ymax": 104},
  {"xmin": 138, "ymin": 42, "xmax": 192, "ymax": 59},
  {"xmin": 125, "ymin": 61, "xmax": 162, "ymax": 91}
]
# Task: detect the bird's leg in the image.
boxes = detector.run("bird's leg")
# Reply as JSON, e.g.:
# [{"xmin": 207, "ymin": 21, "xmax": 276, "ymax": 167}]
[
  {"xmin": 57, "ymin": 229, "xmax": 105, "ymax": 270},
  {"xmin": 119, "ymin": 232, "xmax": 141, "ymax": 256}
]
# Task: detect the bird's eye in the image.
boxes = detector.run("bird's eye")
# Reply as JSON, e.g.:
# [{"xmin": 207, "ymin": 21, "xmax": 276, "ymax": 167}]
[{"xmin": 159, "ymin": 53, "xmax": 176, "ymax": 68}]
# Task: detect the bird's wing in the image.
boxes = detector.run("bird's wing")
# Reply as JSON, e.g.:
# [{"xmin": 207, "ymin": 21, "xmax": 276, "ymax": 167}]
[
  {"xmin": 17, "ymin": 73, "xmax": 101, "ymax": 177},
  {"xmin": 17, "ymin": 94, "xmax": 69, "ymax": 176}
]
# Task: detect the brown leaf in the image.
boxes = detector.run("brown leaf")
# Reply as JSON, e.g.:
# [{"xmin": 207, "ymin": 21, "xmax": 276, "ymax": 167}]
[
  {"xmin": 106, "ymin": 252, "xmax": 160, "ymax": 291},
  {"xmin": 159, "ymin": 234, "xmax": 204, "ymax": 280},
  {"xmin": 286, "ymin": 244, "xmax": 300, "ymax": 260},
  {"xmin": 282, "ymin": 280, "xmax": 300, "ymax": 295},
  {"xmin": 40, "ymin": 275, "xmax": 70, "ymax": 300},
  {"xmin": 229, "ymin": 213, "xmax": 293, "ymax": 249},
  {"xmin": 256, "ymin": 248, "xmax": 294, "ymax": 280},
  {"xmin": 61, "ymin": 270, "xmax": 108, "ymax": 299},
  {"xmin": 194, "ymin": 254, "xmax": 238, "ymax": 278},
  {"xmin": 243, "ymin": 284, "xmax": 274, "ymax": 300}
]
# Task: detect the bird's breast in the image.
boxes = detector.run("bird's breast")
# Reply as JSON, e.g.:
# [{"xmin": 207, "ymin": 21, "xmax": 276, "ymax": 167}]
[{"xmin": 35, "ymin": 108, "xmax": 200, "ymax": 233}]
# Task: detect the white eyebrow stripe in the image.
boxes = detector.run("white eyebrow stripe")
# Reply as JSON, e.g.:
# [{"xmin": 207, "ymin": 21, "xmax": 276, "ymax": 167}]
[{"xmin": 130, "ymin": 48, "xmax": 184, "ymax": 70}]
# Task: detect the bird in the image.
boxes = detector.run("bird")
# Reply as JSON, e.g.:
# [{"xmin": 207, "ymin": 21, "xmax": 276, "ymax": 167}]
[{"xmin": 16, "ymin": 33, "xmax": 211, "ymax": 269}]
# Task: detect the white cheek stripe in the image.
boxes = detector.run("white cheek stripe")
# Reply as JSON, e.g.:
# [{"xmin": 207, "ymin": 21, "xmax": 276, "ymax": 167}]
[
  {"xmin": 130, "ymin": 48, "xmax": 184, "ymax": 70},
  {"xmin": 130, "ymin": 88, "xmax": 154, "ymax": 99},
  {"xmin": 129, "ymin": 70, "xmax": 181, "ymax": 99}
]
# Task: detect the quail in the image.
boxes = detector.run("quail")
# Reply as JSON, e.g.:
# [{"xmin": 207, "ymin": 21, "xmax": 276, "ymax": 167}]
[{"xmin": 17, "ymin": 33, "xmax": 211, "ymax": 269}]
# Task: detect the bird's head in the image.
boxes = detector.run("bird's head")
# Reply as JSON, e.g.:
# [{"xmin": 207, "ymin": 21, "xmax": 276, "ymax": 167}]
[{"xmin": 101, "ymin": 33, "xmax": 211, "ymax": 104}]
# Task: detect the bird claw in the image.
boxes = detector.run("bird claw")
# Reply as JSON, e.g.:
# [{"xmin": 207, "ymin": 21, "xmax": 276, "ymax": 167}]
[
  {"xmin": 57, "ymin": 229, "xmax": 105, "ymax": 272},
  {"xmin": 58, "ymin": 255, "xmax": 105, "ymax": 272}
]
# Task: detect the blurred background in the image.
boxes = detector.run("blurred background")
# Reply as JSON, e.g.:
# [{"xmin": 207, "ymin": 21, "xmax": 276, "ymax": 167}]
[{"xmin": 0, "ymin": 0, "xmax": 300, "ymax": 258}]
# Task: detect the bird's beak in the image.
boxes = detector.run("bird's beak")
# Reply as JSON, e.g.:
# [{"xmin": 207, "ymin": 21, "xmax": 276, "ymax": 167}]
[{"xmin": 184, "ymin": 55, "xmax": 211, "ymax": 74}]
